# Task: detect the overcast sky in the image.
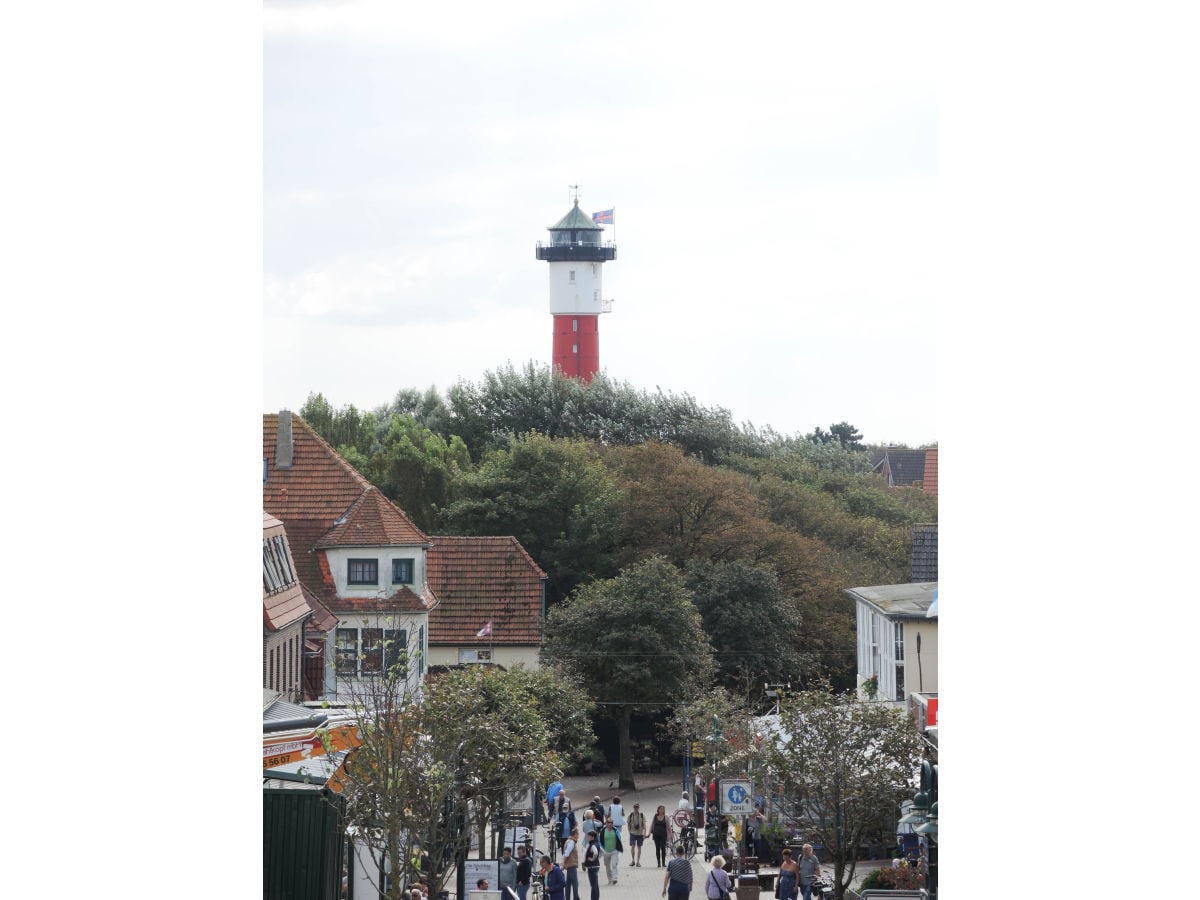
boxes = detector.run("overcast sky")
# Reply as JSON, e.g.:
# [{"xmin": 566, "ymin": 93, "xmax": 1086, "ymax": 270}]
[{"xmin": 264, "ymin": 1, "xmax": 938, "ymax": 446}]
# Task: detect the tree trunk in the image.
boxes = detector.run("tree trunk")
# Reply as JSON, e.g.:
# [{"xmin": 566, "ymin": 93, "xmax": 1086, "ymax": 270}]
[{"xmin": 617, "ymin": 705, "xmax": 636, "ymax": 791}]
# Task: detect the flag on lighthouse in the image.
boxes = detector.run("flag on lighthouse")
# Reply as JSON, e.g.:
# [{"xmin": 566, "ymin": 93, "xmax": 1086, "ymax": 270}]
[
  {"xmin": 476, "ymin": 621, "xmax": 493, "ymax": 638},
  {"xmin": 591, "ymin": 209, "xmax": 614, "ymax": 224}
]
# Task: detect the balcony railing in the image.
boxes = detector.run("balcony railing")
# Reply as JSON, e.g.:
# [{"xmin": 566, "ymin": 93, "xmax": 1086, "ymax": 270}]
[{"xmin": 535, "ymin": 242, "xmax": 617, "ymax": 262}]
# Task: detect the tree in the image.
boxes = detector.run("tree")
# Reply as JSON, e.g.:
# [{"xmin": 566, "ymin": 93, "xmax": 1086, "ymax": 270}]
[
  {"xmin": 684, "ymin": 560, "xmax": 812, "ymax": 703},
  {"xmin": 541, "ymin": 556, "xmax": 715, "ymax": 790},
  {"xmin": 664, "ymin": 688, "xmax": 764, "ymax": 788},
  {"xmin": 330, "ymin": 629, "xmax": 582, "ymax": 900},
  {"xmin": 439, "ymin": 432, "xmax": 621, "ymax": 601},
  {"xmin": 761, "ymin": 688, "xmax": 922, "ymax": 900}
]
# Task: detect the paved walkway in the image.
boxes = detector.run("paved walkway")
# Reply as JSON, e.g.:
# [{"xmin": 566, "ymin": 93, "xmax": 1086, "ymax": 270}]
[{"xmin": 529, "ymin": 766, "xmax": 883, "ymax": 899}]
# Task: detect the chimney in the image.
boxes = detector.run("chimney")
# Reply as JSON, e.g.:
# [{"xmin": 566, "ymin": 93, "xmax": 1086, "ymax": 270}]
[{"xmin": 276, "ymin": 410, "xmax": 294, "ymax": 469}]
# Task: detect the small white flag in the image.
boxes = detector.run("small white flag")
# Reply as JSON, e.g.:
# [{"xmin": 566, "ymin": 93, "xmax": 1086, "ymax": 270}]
[{"xmin": 477, "ymin": 621, "xmax": 493, "ymax": 638}]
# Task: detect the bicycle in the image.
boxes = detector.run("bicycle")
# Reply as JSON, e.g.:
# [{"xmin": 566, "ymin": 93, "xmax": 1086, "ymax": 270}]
[{"xmin": 679, "ymin": 824, "xmax": 698, "ymax": 860}]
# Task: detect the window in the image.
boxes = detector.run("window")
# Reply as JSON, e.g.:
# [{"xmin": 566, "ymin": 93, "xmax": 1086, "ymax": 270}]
[
  {"xmin": 893, "ymin": 622, "xmax": 906, "ymax": 701},
  {"xmin": 335, "ymin": 627, "xmax": 409, "ymax": 678},
  {"xmin": 263, "ymin": 535, "xmax": 296, "ymax": 593},
  {"xmin": 572, "ymin": 319, "xmax": 578, "ymax": 332},
  {"xmin": 569, "ymin": 269, "xmax": 576, "ymax": 283},
  {"xmin": 335, "ymin": 628, "xmax": 358, "ymax": 676},
  {"xmin": 348, "ymin": 558, "xmax": 378, "ymax": 585},
  {"xmin": 392, "ymin": 558, "xmax": 414, "ymax": 585}
]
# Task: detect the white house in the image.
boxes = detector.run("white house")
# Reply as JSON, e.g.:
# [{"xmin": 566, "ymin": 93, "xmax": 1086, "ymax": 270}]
[{"xmin": 846, "ymin": 581, "xmax": 938, "ymax": 702}]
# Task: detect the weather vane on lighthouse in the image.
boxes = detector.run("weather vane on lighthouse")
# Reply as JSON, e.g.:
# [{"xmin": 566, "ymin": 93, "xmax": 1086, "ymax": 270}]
[{"xmin": 535, "ymin": 190, "xmax": 617, "ymax": 383}]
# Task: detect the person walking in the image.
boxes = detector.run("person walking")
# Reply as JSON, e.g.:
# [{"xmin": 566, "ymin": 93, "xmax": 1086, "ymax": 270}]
[
  {"xmin": 499, "ymin": 847, "xmax": 518, "ymax": 899},
  {"xmin": 515, "ymin": 846, "xmax": 533, "ymax": 900},
  {"xmin": 662, "ymin": 842, "xmax": 693, "ymax": 900},
  {"xmin": 563, "ymin": 827, "xmax": 581, "ymax": 900},
  {"xmin": 597, "ymin": 816, "xmax": 624, "ymax": 885},
  {"xmin": 776, "ymin": 848, "xmax": 799, "ymax": 900},
  {"xmin": 705, "ymin": 856, "xmax": 732, "ymax": 900},
  {"xmin": 677, "ymin": 791, "xmax": 692, "ymax": 812},
  {"xmin": 556, "ymin": 800, "xmax": 577, "ymax": 854},
  {"xmin": 608, "ymin": 796, "xmax": 625, "ymax": 840},
  {"xmin": 541, "ymin": 856, "xmax": 566, "ymax": 900},
  {"xmin": 582, "ymin": 830, "xmax": 602, "ymax": 900},
  {"xmin": 797, "ymin": 844, "xmax": 821, "ymax": 900},
  {"xmin": 581, "ymin": 809, "xmax": 600, "ymax": 842},
  {"xmin": 746, "ymin": 804, "xmax": 765, "ymax": 858},
  {"xmin": 650, "ymin": 804, "xmax": 672, "ymax": 867},
  {"xmin": 626, "ymin": 801, "xmax": 647, "ymax": 867}
]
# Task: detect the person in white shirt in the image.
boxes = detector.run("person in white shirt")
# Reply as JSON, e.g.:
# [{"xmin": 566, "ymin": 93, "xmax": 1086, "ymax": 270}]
[
  {"xmin": 608, "ymin": 796, "xmax": 626, "ymax": 839},
  {"xmin": 677, "ymin": 791, "xmax": 692, "ymax": 812}
]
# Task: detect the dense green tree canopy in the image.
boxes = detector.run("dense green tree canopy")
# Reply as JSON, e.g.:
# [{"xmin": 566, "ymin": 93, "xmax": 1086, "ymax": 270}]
[
  {"xmin": 439, "ymin": 432, "xmax": 621, "ymax": 601},
  {"xmin": 685, "ymin": 560, "xmax": 811, "ymax": 703},
  {"xmin": 541, "ymin": 556, "xmax": 715, "ymax": 789}
]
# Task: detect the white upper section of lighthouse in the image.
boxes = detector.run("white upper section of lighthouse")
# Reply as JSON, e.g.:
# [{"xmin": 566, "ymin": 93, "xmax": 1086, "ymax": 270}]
[{"xmin": 549, "ymin": 260, "xmax": 604, "ymax": 315}]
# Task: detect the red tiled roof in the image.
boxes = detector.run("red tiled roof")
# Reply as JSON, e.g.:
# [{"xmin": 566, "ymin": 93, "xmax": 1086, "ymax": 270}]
[
  {"xmin": 263, "ymin": 413, "xmax": 428, "ymax": 590},
  {"xmin": 426, "ymin": 536, "xmax": 546, "ymax": 646},
  {"xmin": 324, "ymin": 586, "xmax": 431, "ymax": 615},
  {"xmin": 316, "ymin": 488, "xmax": 429, "ymax": 549},
  {"xmin": 300, "ymin": 582, "xmax": 339, "ymax": 634}
]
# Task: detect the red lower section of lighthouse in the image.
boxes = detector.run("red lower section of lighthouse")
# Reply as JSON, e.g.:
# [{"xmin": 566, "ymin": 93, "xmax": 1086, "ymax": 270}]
[{"xmin": 552, "ymin": 315, "xmax": 600, "ymax": 383}]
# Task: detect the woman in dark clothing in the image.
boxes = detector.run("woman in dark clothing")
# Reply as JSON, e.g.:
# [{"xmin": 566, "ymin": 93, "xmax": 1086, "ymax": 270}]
[
  {"xmin": 650, "ymin": 805, "xmax": 672, "ymax": 867},
  {"xmin": 662, "ymin": 843, "xmax": 693, "ymax": 900},
  {"xmin": 582, "ymin": 831, "xmax": 602, "ymax": 900}
]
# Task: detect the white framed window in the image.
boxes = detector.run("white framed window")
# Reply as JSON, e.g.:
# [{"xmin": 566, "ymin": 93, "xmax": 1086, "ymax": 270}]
[
  {"xmin": 348, "ymin": 558, "xmax": 378, "ymax": 585},
  {"xmin": 893, "ymin": 622, "xmax": 906, "ymax": 701},
  {"xmin": 569, "ymin": 270, "xmax": 576, "ymax": 283},
  {"xmin": 392, "ymin": 558, "xmax": 414, "ymax": 584},
  {"xmin": 336, "ymin": 627, "xmax": 409, "ymax": 677}
]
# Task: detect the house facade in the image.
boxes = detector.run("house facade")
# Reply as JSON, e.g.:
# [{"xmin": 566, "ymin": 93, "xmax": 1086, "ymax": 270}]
[
  {"xmin": 847, "ymin": 581, "xmax": 938, "ymax": 702},
  {"xmin": 264, "ymin": 411, "xmax": 437, "ymax": 700}
]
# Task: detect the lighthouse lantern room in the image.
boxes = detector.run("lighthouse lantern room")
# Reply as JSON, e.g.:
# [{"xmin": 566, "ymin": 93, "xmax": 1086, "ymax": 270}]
[{"xmin": 534, "ymin": 198, "xmax": 617, "ymax": 383}]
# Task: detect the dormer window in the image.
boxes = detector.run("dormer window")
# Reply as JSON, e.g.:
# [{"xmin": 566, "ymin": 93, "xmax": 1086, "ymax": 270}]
[
  {"xmin": 392, "ymin": 558, "xmax": 414, "ymax": 585},
  {"xmin": 348, "ymin": 558, "xmax": 378, "ymax": 585}
]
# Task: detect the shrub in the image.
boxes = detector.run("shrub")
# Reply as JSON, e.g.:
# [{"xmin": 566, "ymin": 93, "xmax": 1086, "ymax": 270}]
[{"xmin": 858, "ymin": 864, "xmax": 925, "ymax": 892}]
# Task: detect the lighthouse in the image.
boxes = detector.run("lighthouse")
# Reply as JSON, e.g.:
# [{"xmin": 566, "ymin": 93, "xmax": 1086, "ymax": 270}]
[{"xmin": 535, "ymin": 199, "xmax": 617, "ymax": 383}]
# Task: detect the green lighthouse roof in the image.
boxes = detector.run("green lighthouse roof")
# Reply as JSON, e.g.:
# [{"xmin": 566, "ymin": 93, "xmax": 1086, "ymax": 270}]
[{"xmin": 548, "ymin": 200, "xmax": 602, "ymax": 231}]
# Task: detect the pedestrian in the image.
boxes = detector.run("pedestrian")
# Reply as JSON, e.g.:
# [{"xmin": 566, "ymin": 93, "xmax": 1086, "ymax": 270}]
[
  {"xmin": 662, "ymin": 842, "xmax": 693, "ymax": 900},
  {"xmin": 581, "ymin": 809, "xmax": 600, "ymax": 842},
  {"xmin": 776, "ymin": 848, "xmax": 799, "ymax": 900},
  {"xmin": 477, "ymin": 879, "xmax": 491, "ymax": 891},
  {"xmin": 591, "ymin": 795, "xmax": 607, "ymax": 821},
  {"xmin": 677, "ymin": 791, "xmax": 692, "ymax": 812},
  {"xmin": 597, "ymin": 816, "xmax": 624, "ymax": 885},
  {"xmin": 694, "ymin": 772, "xmax": 704, "ymax": 808},
  {"xmin": 626, "ymin": 801, "xmax": 646, "ymax": 867},
  {"xmin": 650, "ymin": 804, "xmax": 672, "ymax": 867},
  {"xmin": 556, "ymin": 799, "xmax": 577, "ymax": 852},
  {"xmin": 746, "ymin": 804, "xmax": 765, "ymax": 858},
  {"xmin": 705, "ymin": 856, "xmax": 732, "ymax": 900},
  {"xmin": 797, "ymin": 844, "xmax": 820, "ymax": 900},
  {"xmin": 515, "ymin": 846, "xmax": 533, "ymax": 900},
  {"xmin": 499, "ymin": 847, "xmax": 518, "ymax": 898},
  {"xmin": 582, "ymin": 830, "xmax": 602, "ymax": 900},
  {"xmin": 608, "ymin": 796, "xmax": 625, "ymax": 840},
  {"xmin": 541, "ymin": 855, "xmax": 566, "ymax": 900},
  {"xmin": 563, "ymin": 827, "xmax": 581, "ymax": 900}
]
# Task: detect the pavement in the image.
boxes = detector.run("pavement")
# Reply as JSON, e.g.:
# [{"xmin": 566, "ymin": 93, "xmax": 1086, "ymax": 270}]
[{"xmin": 521, "ymin": 767, "xmax": 885, "ymax": 899}]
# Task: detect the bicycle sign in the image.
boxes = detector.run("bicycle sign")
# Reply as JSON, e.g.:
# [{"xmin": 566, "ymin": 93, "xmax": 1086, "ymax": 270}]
[
  {"xmin": 673, "ymin": 808, "xmax": 693, "ymax": 828},
  {"xmin": 719, "ymin": 778, "xmax": 753, "ymax": 814}
]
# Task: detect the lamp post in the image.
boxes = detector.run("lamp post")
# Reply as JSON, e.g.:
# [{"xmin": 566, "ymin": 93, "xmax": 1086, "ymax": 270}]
[{"xmin": 898, "ymin": 761, "xmax": 937, "ymax": 899}]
